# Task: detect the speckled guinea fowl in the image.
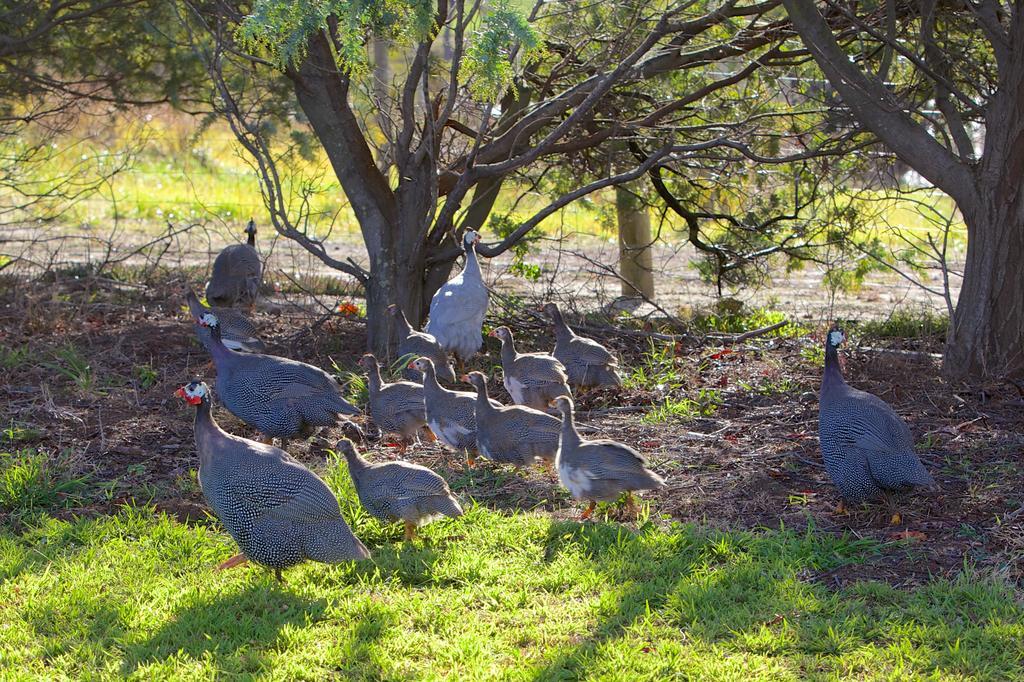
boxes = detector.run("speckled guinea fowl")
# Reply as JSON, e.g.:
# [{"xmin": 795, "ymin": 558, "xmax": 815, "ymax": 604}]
[
  {"xmin": 388, "ymin": 304, "xmax": 456, "ymax": 383},
  {"xmin": 542, "ymin": 302, "xmax": 621, "ymax": 389},
  {"xmin": 409, "ymin": 357, "xmax": 500, "ymax": 462},
  {"xmin": 194, "ymin": 311, "xmax": 360, "ymax": 440},
  {"xmin": 186, "ymin": 289, "xmax": 266, "ymax": 353},
  {"xmin": 463, "ymin": 371, "xmax": 560, "ymax": 467},
  {"xmin": 206, "ymin": 219, "xmax": 262, "ymax": 307},
  {"xmin": 175, "ymin": 381, "xmax": 369, "ymax": 581},
  {"xmin": 490, "ymin": 326, "xmax": 571, "ymax": 410},
  {"xmin": 336, "ymin": 438, "xmax": 462, "ymax": 540},
  {"xmin": 358, "ymin": 353, "xmax": 432, "ymax": 450},
  {"xmin": 553, "ymin": 396, "xmax": 664, "ymax": 519},
  {"xmin": 819, "ymin": 328, "xmax": 935, "ymax": 512},
  {"xmin": 425, "ymin": 231, "xmax": 489, "ymax": 364}
]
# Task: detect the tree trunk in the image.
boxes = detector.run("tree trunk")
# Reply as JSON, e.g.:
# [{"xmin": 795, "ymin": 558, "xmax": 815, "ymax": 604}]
[
  {"xmin": 943, "ymin": 184, "xmax": 1024, "ymax": 380},
  {"xmin": 616, "ymin": 185, "xmax": 654, "ymax": 299}
]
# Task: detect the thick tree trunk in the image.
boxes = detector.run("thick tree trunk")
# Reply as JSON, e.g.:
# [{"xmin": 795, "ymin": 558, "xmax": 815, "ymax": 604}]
[
  {"xmin": 616, "ymin": 185, "xmax": 654, "ymax": 299},
  {"xmin": 944, "ymin": 187, "xmax": 1024, "ymax": 380}
]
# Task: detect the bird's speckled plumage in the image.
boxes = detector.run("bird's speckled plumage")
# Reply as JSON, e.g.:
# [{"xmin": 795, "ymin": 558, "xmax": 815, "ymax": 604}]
[
  {"xmin": 337, "ymin": 439, "xmax": 462, "ymax": 530},
  {"xmin": 543, "ymin": 302, "xmax": 621, "ymax": 389},
  {"xmin": 553, "ymin": 397, "xmax": 664, "ymax": 503},
  {"xmin": 425, "ymin": 231, "xmax": 489, "ymax": 362},
  {"xmin": 410, "ymin": 357, "xmax": 499, "ymax": 454},
  {"xmin": 359, "ymin": 354, "xmax": 427, "ymax": 440},
  {"xmin": 187, "ymin": 289, "xmax": 266, "ymax": 353},
  {"xmin": 196, "ymin": 312, "xmax": 360, "ymax": 440},
  {"xmin": 464, "ymin": 372, "xmax": 560, "ymax": 466},
  {"xmin": 388, "ymin": 304, "xmax": 456, "ymax": 383},
  {"xmin": 206, "ymin": 220, "xmax": 262, "ymax": 307},
  {"xmin": 492, "ymin": 326, "xmax": 571, "ymax": 411},
  {"xmin": 178, "ymin": 381, "xmax": 369, "ymax": 575},
  {"xmin": 818, "ymin": 328, "xmax": 935, "ymax": 503}
]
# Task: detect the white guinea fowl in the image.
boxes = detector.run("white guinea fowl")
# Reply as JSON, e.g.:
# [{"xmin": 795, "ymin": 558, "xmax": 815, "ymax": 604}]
[{"xmin": 425, "ymin": 230, "xmax": 489, "ymax": 364}]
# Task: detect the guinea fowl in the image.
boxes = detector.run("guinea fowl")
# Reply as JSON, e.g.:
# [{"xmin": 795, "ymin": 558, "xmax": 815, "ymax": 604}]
[
  {"xmin": 409, "ymin": 357, "xmax": 499, "ymax": 465},
  {"xmin": 358, "ymin": 353, "xmax": 433, "ymax": 451},
  {"xmin": 552, "ymin": 396, "xmax": 664, "ymax": 519},
  {"xmin": 425, "ymin": 230, "xmax": 489, "ymax": 365},
  {"xmin": 542, "ymin": 302, "xmax": 621, "ymax": 389},
  {"xmin": 490, "ymin": 326, "xmax": 571, "ymax": 411},
  {"xmin": 194, "ymin": 311, "xmax": 360, "ymax": 441},
  {"xmin": 186, "ymin": 289, "xmax": 266, "ymax": 353},
  {"xmin": 206, "ymin": 219, "xmax": 262, "ymax": 307},
  {"xmin": 175, "ymin": 380, "xmax": 369, "ymax": 581},
  {"xmin": 335, "ymin": 438, "xmax": 462, "ymax": 541},
  {"xmin": 388, "ymin": 304, "xmax": 456, "ymax": 383},
  {"xmin": 819, "ymin": 327, "xmax": 935, "ymax": 521},
  {"xmin": 463, "ymin": 371, "xmax": 561, "ymax": 467}
]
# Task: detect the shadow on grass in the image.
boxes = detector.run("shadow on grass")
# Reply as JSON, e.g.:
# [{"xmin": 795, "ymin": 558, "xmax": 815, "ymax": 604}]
[{"xmin": 530, "ymin": 520, "xmax": 1022, "ymax": 680}]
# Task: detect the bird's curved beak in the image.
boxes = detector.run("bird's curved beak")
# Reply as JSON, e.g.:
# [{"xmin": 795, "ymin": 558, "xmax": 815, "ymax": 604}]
[
  {"xmin": 407, "ymin": 360, "xmax": 417, "ymax": 369},
  {"xmin": 174, "ymin": 387, "xmax": 186, "ymax": 399}
]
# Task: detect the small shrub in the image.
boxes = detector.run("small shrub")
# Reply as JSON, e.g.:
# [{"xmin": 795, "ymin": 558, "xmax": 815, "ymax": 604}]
[
  {"xmin": 0, "ymin": 449, "xmax": 85, "ymax": 514},
  {"xmin": 644, "ymin": 388, "xmax": 722, "ymax": 424}
]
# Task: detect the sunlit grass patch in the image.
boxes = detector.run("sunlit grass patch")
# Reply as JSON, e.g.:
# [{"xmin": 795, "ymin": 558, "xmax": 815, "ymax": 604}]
[{"xmin": 1, "ymin": 499, "xmax": 1021, "ymax": 680}]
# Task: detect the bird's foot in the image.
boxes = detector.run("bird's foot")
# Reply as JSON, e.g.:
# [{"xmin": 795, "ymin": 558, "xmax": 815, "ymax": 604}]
[
  {"xmin": 404, "ymin": 521, "xmax": 417, "ymax": 542},
  {"xmin": 466, "ymin": 453, "xmax": 477, "ymax": 468},
  {"xmin": 834, "ymin": 501, "xmax": 849, "ymax": 516},
  {"xmin": 217, "ymin": 553, "xmax": 249, "ymax": 571},
  {"xmin": 422, "ymin": 427, "xmax": 437, "ymax": 443},
  {"xmin": 889, "ymin": 512, "xmax": 902, "ymax": 525},
  {"xmin": 580, "ymin": 501, "xmax": 596, "ymax": 521}
]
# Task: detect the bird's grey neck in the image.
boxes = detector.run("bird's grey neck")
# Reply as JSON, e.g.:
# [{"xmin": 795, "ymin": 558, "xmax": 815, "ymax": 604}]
[
  {"xmin": 823, "ymin": 343, "xmax": 845, "ymax": 388},
  {"xmin": 194, "ymin": 399, "xmax": 220, "ymax": 454},
  {"xmin": 394, "ymin": 309, "xmax": 413, "ymax": 336},
  {"xmin": 366, "ymin": 364, "xmax": 382, "ymax": 392},
  {"xmin": 206, "ymin": 329, "xmax": 232, "ymax": 363},
  {"xmin": 421, "ymin": 365, "xmax": 440, "ymax": 391},
  {"xmin": 463, "ymin": 243, "xmax": 481, "ymax": 279},
  {"xmin": 551, "ymin": 308, "xmax": 572, "ymax": 341},
  {"xmin": 559, "ymin": 410, "xmax": 581, "ymax": 448},
  {"xmin": 342, "ymin": 447, "xmax": 368, "ymax": 472},
  {"xmin": 500, "ymin": 335, "xmax": 516, "ymax": 363},
  {"xmin": 473, "ymin": 381, "xmax": 495, "ymax": 412}
]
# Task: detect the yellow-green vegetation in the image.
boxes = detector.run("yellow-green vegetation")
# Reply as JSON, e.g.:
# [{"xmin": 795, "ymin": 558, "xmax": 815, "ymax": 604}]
[{"xmin": 1, "ymin": 446, "xmax": 1022, "ymax": 680}]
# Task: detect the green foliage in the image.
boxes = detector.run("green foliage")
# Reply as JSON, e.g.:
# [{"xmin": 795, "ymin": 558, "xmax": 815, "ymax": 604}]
[
  {"xmin": 859, "ymin": 310, "xmax": 948, "ymax": 340},
  {"xmin": 0, "ymin": 344, "xmax": 31, "ymax": 370},
  {"xmin": 463, "ymin": 0, "xmax": 544, "ymax": 101},
  {"xmin": 1, "ymin": 504, "xmax": 1022, "ymax": 678},
  {"xmin": 691, "ymin": 304, "xmax": 809, "ymax": 339},
  {"xmin": 45, "ymin": 344, "xmax": 94, "ymax": 392},
  {"xmin": 643, "ymin": 388, "xmax": 722, "ymax": 424},
  {"xmin": 0, "ymin": 449, "xmax": 84, "ymax": 516},
  {"xmin": 134, "ymin": 364, "xmax": 159, "ymax": 390},
  {"xmin": 489, "ymin": 213, "xmax": 542, "ymax": 281},
  {"xmin": 624, "ymin": 339, "xmax": 685, "ymax": 392}
]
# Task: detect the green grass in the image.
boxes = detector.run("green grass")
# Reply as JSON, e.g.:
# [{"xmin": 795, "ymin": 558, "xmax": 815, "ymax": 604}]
[
  {"xmin": 858, "ymin": 310, "xmax": 949, "ymax": 340},
  {"xmin": 0, "ymin": 448, "xmax": 86, "ymax": 520},
  {"xmin": 643, "ymin": 389, "xmax": 722, "ymax": 424},
  {"xmin": 1, "ymin": 498, "xmax": 1022, "ymax": 679}
]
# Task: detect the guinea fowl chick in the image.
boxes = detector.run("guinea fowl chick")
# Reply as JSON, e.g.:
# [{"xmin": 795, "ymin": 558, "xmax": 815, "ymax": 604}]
[
  {"xmin": 175, "ymin": 380, "xmax": 369, "ymax": 581},
  {"xmin": 819, "ymin": 327, "xmax": 936, "ymax": 522},
  {"xmin": 490, "ymin": 326, "xmax": 571, "ymax": 411},
  {"xmin": 194, "ymin": 311, "xmax": 360, "ymax": 442},
  {"xmin": 552, "ymin": 396, "xmax": 664, "ymax": 519},
  {"xmin": 463, "ymin": 371, "xmax": 561, "ymax": 467},
  {"xmin": 409, "ymin": 357, "xmax": 499, "ymax": 465},
  {"xmin": 542, "ymin": 302, "xmax": 621, "ymax": 389},
  {"xmin": 388, "ymin": 304, "xmax": 456, "ymax": 384},
  {"xmin": 186, "ymin": 289, "xmax": 266, "ymax": 353},
  {"xmin": 358, "ymin": 353, "xmax": 433, "ymax": 451},
  {"xmin": 206, "ymin": 219, "xmax": 262, "ymax": 307},
  {"xmin": 335, "ymin": 438, "xmax": 462, "ymax": 541},
  {"xmin": 425, "ymin": 230, "xmax": 489, "ymax": 365}
]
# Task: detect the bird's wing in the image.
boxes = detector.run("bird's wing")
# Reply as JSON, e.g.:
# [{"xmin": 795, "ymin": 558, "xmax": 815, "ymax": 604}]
[
  {"xmin": 830, "ymin": 390, "xmax": 915, "ymax": 454},
  {"xmin": 568, "ymin": 336, "xmax": 617, "ymax": 366},
  {"xmin": 512, "ymin": 355, "xmax": 568, "ymax": 385},
  {"xmin": 226, "ymin": 446, "xmax": 342, "ymax": 522},
  {"xmin": 363, "ymin": 463, "xmax": 451, "ymax": 497}
]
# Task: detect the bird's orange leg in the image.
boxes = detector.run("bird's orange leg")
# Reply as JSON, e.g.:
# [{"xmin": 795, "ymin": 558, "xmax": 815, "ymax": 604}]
[
  {"xmin": 404, "ymin": 520, "xmax": 417, "ymax": 541},
  {"xmin": 580, "ymin": 500, "xmax": 596, "ymax": 520},
  {"xmin": 466, "ymin": 451, "xmax": 477, "ymax": 468},
  {"xmin": 217, "ymin": 553, "xmax": 249, "ymax": 571},
  {"xmin": 421, "ymin": 426, "xmax": 437, "ymax": 443},
  {"xmin": 834, "ymin": 501, "xmax": 849, "ymax": 516}
]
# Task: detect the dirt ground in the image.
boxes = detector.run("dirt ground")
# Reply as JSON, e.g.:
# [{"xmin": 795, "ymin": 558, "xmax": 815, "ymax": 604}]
[{"xmin": 2, "ymin": 269, "xmax": 1021, "ymax": 589}]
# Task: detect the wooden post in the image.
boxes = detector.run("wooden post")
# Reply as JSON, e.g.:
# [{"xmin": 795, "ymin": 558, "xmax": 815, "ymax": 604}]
[{"xmin": 616, "ymin": 185, "xmax": 655, "ymax": 299}]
